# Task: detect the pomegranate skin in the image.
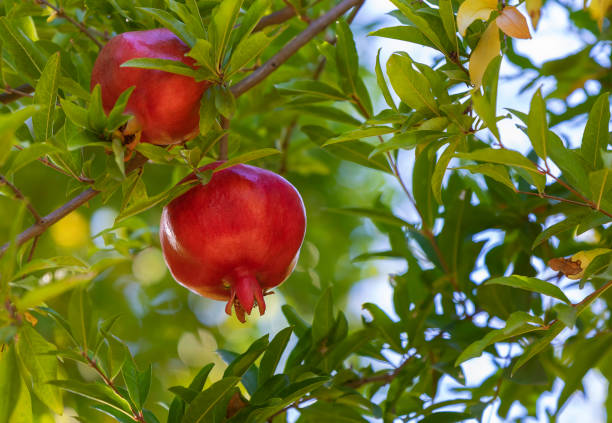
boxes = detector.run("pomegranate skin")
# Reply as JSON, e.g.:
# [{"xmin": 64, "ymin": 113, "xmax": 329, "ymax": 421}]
[
  {"xmin": 160, "ymin": 163, "xmax": 307, "ymax": 322},
  {"xmin": 91, "ymin": 28, "xmax": 209, "ymax": 145}
]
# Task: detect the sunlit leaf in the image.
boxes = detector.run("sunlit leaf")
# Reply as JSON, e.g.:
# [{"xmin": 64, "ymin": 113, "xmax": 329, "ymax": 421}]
[
  {"xmin": 456, "ymin": 0, "xmax": 497, "ymax": 35},
  {"xmin": 496, "ymin": 6, "xmax": 532, "ymax": 39},
  {"xmin": 469, "ymin": 22, "xmax": 500, "ymax": 88}
]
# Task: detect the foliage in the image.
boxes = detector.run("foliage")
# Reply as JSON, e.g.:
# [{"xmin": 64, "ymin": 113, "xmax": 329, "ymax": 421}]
[{"xmin": 1, "ymin": 0, "xmax": 611, "ymax": 422}]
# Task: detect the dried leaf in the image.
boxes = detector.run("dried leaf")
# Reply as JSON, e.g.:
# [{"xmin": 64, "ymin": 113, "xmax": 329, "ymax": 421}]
[
  {"xmin": 469, "ymin": 22, "xmax": 500, "ymax": 88},
  {"xmin": 548, "ymin": 257, "xmax": 582, "ymax": 277},
  {"xmin": 457, "ymin": 0, "xmax": 497, "ymax": 35},
  {"xmin": 496, "ymin": 6, "xmax": 532, "ymax": 39}
]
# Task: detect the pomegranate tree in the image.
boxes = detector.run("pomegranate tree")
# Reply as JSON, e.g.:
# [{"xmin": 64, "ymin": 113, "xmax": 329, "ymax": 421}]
[
  {"xmin": 160, "ymin": 163, "xmax": 307, "ymax": 322},
  {"xmin": 91, "ymin": 28, "xmax": 209, "ymax": 146}
]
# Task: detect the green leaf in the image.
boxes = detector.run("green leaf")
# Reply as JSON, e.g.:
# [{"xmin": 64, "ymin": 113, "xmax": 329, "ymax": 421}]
[
  {"xmin": 16, "ymin": 324, "xmax": 63, "ymax": 414},
  {"xmin": 106, "ymin": 87, "xmax": 135, "ymax": 132},
  {"xmin": 369, "ymin": 130, "xmax": 446, "ymax": 157},
  {"xmin": 120, "ymin": 58, "xmax": 198, "ymax": 78},
  {"xmin": 362, "ymin": 303, "xmax": 402, "ymax": 351},
  {"xmin": 258, "ymin": 327, "xmax": 293, "ymax": 384},
  {"xmin": 276, "ymin": 80, "xmax": 347, "ymax": 101},
  {"xmin": 589, "ymin": 169, "xmax": 612, "ymax": 210},
  {"xmin": 199, "ymin": 89, "xmax": 218, "ymax": 135},
  {"xmin": 0, "ymin": 203, "xmax": 26, "ymax": 291},
  {"xmin": 88, "ymin": 84, "xmax": 107, "ymax": 133},
  {"xmin": 233, "ymin": 0, "xmax": 270, "ymax": 45},
  {"xmin": 546, "ymin": 131, "xmax": 591, "ymax": 194},
  {"xmin": 7, "ymin": 143, "xmax": 62, "ymax": 175},
  {"xmin": 50, "ymin": 379, "xmax": 133, "ymax": 417},
  {"xmin": 214, "ymin": 85, "xmax": 237, "ymax": 118},
  {"xmin": 413, "ymin": 143, "xmax": 437, "ymax": 228},
  {"xmin": 553, "ymin": 303, "xmax": 577, "ymax": 328},
  {"xmin": 181, "ymin": 377, "xmax": 240, "ymax": 423},
  {"xmin": 13, "ymin": 255, "xmax": 89, "ymax": 280},
  {"xmin": 323, "ymin": 126, "xmax": 397, "ymax": 146},
  {"xmin": 432, "ymin": 139, "xmax": 459, "ymax": 204},
  {"xmin": 291, "ymin": 105, "xmax": 361, "ymax": 126},
  {"xmin": 485, "ymin": 275, "xmax": 570, "ymax": 304},
  {"xmin": 471, "ymin": 89, "xmax": 499, "ymax": 141},
  {"xmin": 299, "ymin": 402, "xmax": 368, "ymax": 422},
  {"xmin": 456, "ymin": 164, "xmax": 516, "ymax": 191},
  {"xmin": 456, "ymin": 148, "xmax": 545, "ymax": 191},
  {"xmin": 439, "ymin": 0, "xmax": 459, "ymax": 54},
  {"xmin": 581, "ymin": 92, "xmax": 610, "ymax": 169},
  {"xmin": 420, "ymin": 412, "xmax": 472, "ymax": 423},
  {"xmin": 375, "ymin": 49, "xmax": 397, "ymax": 111},
  {"xmin": 122, "ymin": 353, "xmax": 152, "ymax": 410},
  {"xmin": 370, "ymin": 26, "xmax": 434, "ymax": 49},
  {"xmin": 227, "ymin": 32, "xmax": 273, "ymax": 76},
  {"xmin": 335, "ymin": 20, "xmax": 360, "ymax": 97},
  {"xmin": 0, "ymin": 346, "xmax": 33, "ymax": 423},
  {"xmin": 388, "ymin": 0, "xmax": 447, "ymax": 53},
  {"xmin": 111, "ymin": 138, "xmax": 125, "ymax": 177},
  {"xmin": 386, "ymin": 53, "xmax": 437, "ymax": 114},
  {"xmin": 137, "ymin": 8, "xmax": 194, "ymax": 45},
  {"xmin": 312, "ymin": 288, "xmax": 334, "ymax": 345},
  {"xmin": 0, "ymin": 17, "xmax": 46, "ymax": 82},
  {"xmin": 455, "ymin": 311, "xmax": 545, "ymax": 365},
  {"xmin": 16, "ymin": 272, "xmax": 95, "ymax": 311},
  {"xmin": 186, "ymin": 39, "xmax": 218, "ymax": 81},
  {"xmin": 214, "ymin": 148, "xmax": 280, "ymax": 171},
  {"xmin": 68, "ymin": 286, "xmax": 95, "ymax": 350},
  {"xmin": 527, "ymin": 88, "xmax": 548, "ymax": 161},
  {"xmin": 210, "ymin": 0, "xmax": 244, "ymax": 69},
  {"xmin": 61, "ymin": 99, "xmax": 89, "ymax": 128},
  {"xmin": 224, "ymin": 334, "xmax": 269, "ymax": 378},
  {"xmin": 0, "ymin": 106, "xmax": 38, "ymax": 167},
  {"xmin": 32, "ymin": 52, "xmax": 61, "ymax": 142},
  {"xmin": 326, "ymin": 207, "xmax": 409, "ymax": 227}
]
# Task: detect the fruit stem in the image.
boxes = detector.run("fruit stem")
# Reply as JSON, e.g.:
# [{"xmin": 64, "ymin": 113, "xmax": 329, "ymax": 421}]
[{"xmin": 224, "ymin": 270, "xmax": 266, "ymax": 323}]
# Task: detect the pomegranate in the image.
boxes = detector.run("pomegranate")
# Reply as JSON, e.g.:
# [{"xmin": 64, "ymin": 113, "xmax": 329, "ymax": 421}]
[
  {"xmin": 160, "ymin": 163, "xmax": 307, "ymax": 322},
  {"xmin": 91, "ymin": 28, "xmax": 210, "ymax": 146}
]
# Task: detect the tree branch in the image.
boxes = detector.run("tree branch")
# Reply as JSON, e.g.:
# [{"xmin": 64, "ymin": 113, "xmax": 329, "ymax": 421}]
[
  {"xmin": 1, "ymin": 0, "xmax": 361, "ymax": 257},
  {"xmin": 253, "ymin": 6, "xmax": 296, "ymax": 32},
  {"xmin": 36, "ymin": 0, "xmax": 104, "ymax": 49},
  {"xmin": 0, "ymin": 84, "xmax": 35, "ymax": 104},
  {"xmin": 231, "ymin": 0, "xmax": 362, "ymax": 97}
]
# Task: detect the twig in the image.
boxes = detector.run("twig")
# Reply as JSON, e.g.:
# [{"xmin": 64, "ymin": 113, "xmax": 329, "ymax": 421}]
[
  {"xmin": 347, "ymin": 354, "xmax": 416, "ymax": 388},
  {"xmin": 13, "ymin": 145, "xmax": 94, "ymax": 183},
  {"xmin": 0, "ymin": 84, "xmax": 35, "ymax": 104},
  {"xmin": 516, "ymin": 190, "xmax": 612, "ymax": 219},
  {"xmin": 1, "ymin": 0, "xmax": 361, "ymax": 257},
  {"xmin": 282, "ymin": 0, "xmax": 311, "ymax": 23},
  {"xmin": 231, "ymin": 0, "xmax": 362, "ymax": 97},
  {"xmin": 36, "ymin": 0, "xmax": 104, "ymax": 49},
  {"xmin": 253, "ymin": 6, "xmax": 296, "ymax": 32}
]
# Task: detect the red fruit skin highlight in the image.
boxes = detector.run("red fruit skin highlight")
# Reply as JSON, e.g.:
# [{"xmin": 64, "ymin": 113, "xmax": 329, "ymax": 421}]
[
  {"xmin": 91, "ymin": 28, "xmax": 209, "ymax": 145},
  {"xmin": 160, "ymin": 163, "xmax": 307, "ymax": 322}
]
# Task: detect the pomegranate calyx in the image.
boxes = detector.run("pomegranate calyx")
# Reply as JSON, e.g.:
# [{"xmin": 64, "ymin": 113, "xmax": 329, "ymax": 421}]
[{"xmin": 224, "ymin": 270, "xmax": 266, "ymax": 323}]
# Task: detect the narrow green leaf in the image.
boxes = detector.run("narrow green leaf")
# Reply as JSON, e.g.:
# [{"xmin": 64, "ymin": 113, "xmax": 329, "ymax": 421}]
[
  {"xmin": 432, "ymin": 139, "xmax": 459, "ymax": 204},
  {"xmin": 0, "ymin": 346, "xmax": 33, "ymax": 423},
  {"xmin": 224, "ymin": 334, "xmax": 269, "ymax": 378},
  {"xmin": 122, "ymin": 353, "xmax": 152, "ymax": 410},
  {"xmin": 386, "ymin": 53, "xmax": 437, "ymax": 114},
  {"xmin": 106, "ymin": 86, "xmax": 135, "ymax": 132},
  {"xmin": 485, "ymin": 275, "xmax": 570, "ymax": 304},
  {"xmin": 276, "ymin": 80, "xmax": 347, "ymax": 101},
  {"xmin": 199, "ymin": 89, "xmax": 218, "ymax": 135},
  {"xmin": 589, "ymin": 169, "xmax": 612, "ymax": 210},
  {"xmin": 210, "ymin": 0, "xmax": 244, "ymax": 69},
  {"xmin": 258, "ymin": 327, "xmax": 293, "ymax": 384},
  {"xmin": 325, "ymin": 207, "xmax": 409, "ymax": 227},
  {"xmin": 233, "ymin": 0, "xmax": 270, "ymax": 44},
  {"xmin": 16, "ymin": 272, "xmax": 95, "ymax": 311},
  {"xmin": 214, "ymin": 85, "xmax": 236, "ymax": 118},
  {"xmin": 214, "ymin": 148, "xmax": 280, "ymax": 171},
  {"xmin": 33, "ymin": 52, "xmax": 61, "ymax": 142},
  {"xmin": 181, "ymin": 377, "xmax": 240, "ymax": 423},
  {"xmin": 581, "ymin": 92, "xmax": 610, "ymax": 169},
  {"xmin": 388, "ymin": 0, "xmax": 446, "ymax": 53},
  {"xmin": 527, "ymin": 88, "xmax": 548, "ymax": 161},
  {"xmin": 88, "ymin": 84, "xmax": 107, "ymax": 133},
  {"xmin": 7, "ymin": 143, "xmax": 62, "ymax": 175},
  {"xmin": 227, "ymin": 32, "xmax": 273, "ymax": 76},
  {"xmin": 362, "ymin": 303, "xmax": 402, "ymax": 351},
  {"xmin": 16, "ymin": 324, "xmax": 63, "ymax": 414},
  {"xmin": 439, "ymin": 0, "xmax": 459, "ymax": 54},
  {"xmin": 323, "ymin": 126, "xmax": 397, "ymax": 146},
  {"xmin": 369, "ymin": 130, "xmax": 446, "ymax": 157},
  {"xmin": 137, "ymin": 8, "xmax": 194, "ymax": 45},
  {"xmin": 335, "ymin": 20, "xmax": 359, "ymax": 96},
  {"xmin": 456, "ymin": 164, "xmax": 516, "ymax": 191},
  {"xmin": 375, "ymin": 49, "xmax": 397, "ymax": 111},
  {"xmin": 0, "ymin": 106, "xmax": 38, "ymax": 167},
  {"xmin": 50, "ymin": 379, "xmax": 133, "ymax": 416},
  {"xmin": 312, "ymin": 288, "xmax": 334, "ymax": 345},
  {"xmin": 413, "ymin": 143, "xmax": 437, "ymax": 228},
  {"xmin": 0, "ymin": 17, "xmax": 46, "ymax": 82},
  {"xmin": 120, "ymin": 58, "xmax": 197, "ymax": 78}
]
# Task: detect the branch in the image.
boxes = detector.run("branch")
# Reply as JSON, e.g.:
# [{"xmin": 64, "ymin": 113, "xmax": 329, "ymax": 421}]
[
  {"xmin": 230, "ymin": 0, "xmax": 362, "ymax": 97},
  {"xmin": 253, "ymin": 6, "xmax": 296, "ymax": 32},
  {"xmin": 1, "ymin": 0, "xmax": 361, "ymax": 257},
  {"xmin": 36, "ymin": 0, "xmax": 104, "ymax": 49},
  {"xmin": 0, "ymin": 84, "xmax": 35, "ymax": 104}
]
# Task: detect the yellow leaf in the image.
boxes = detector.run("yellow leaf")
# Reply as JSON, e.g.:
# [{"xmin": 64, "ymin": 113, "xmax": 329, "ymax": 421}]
[
  {"xmin": 526, "ymin": 0, "xmax": 542, "ymax": 29},
  {"xmin": 496, "ymin": 6, "xmax": 532, "ymax": 39},
  {"xmin": 588, "ymin": 0, "xmax": 612, "ymax": 29},
  {"xmin": 457, "ymin": 0, "xmax": 498, "ymax": 35},
  {"xmin": 469, "ymin": 22, "xmax": 501, "ymax": 88}
]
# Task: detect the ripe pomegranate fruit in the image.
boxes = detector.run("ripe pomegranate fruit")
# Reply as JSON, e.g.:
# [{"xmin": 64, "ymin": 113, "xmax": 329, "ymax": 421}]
[
  {"xmin": 91, "ymin": 28, "xmax": 209, "ymax": 146},
  {"xmin": 160, "ymin": 163, "xmax": 306, "ymax": 322}
]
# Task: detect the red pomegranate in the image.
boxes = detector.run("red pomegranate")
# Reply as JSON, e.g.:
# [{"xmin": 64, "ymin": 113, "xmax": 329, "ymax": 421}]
[
  {"xmin": 91, "ymin": 28, "xmax": 209, "ymax": 146},
  {"xmin": 160, "ymin": 163, "xmax": 307, "ymax": 322}
]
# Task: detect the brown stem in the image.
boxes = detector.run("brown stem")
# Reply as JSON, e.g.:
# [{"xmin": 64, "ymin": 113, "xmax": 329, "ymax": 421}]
[
  {"xmin": 0, "ymin": 84, "xmax": 35, "ymax": 104},
  {"xmin": 219, "ymin": 116, "xmax": 230, "ymax": 160},
  {"xmin": 516, "ymin": 190, "xmax": 612, "ymax": 219},
  {"xmin": 253, "ymin": 7, "xmax": 296, "ymax": 32},
  {"xmin": 230, "ymin": 0, "xmax": 362, "ymax": 97},
  {"xmin": 36, "ymin": 0, "xmax": 104, "ymax": 49},
  {"xmin": 347, "ymin": 354, "xmax": 415, "ymax": 388}
]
